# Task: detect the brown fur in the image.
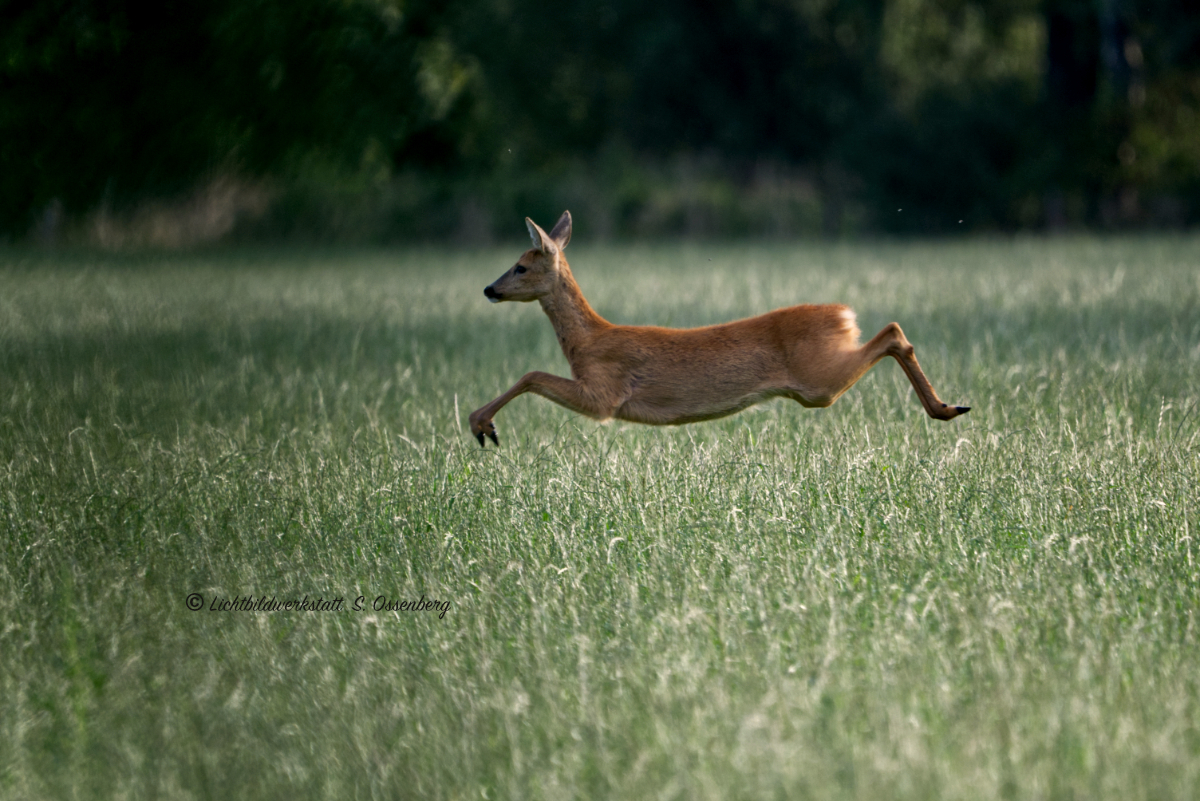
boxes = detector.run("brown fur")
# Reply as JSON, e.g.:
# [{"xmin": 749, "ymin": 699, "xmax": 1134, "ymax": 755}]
[{"xmin": 469, "ymin": 212, "xmax": 969, "ymax": 446}]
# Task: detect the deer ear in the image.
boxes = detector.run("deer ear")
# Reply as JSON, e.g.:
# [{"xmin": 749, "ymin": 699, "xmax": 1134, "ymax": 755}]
[
  {"xmin": 548, "ymin": 210, "xmax": 572, "ymax": 249},
  {"xmin": 525, "ymin": 218, "xmax": 557, "ymax": 255}
]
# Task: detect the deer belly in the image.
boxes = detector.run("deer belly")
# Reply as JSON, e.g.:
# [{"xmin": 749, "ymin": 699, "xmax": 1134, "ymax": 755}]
[{"xmin": 614, "ymin": 371, "xmax": 777, "ymax": 425}]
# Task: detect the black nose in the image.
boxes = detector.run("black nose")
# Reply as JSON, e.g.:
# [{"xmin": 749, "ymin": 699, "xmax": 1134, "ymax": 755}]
[{"xmin": 483, "ymin": 285, "xmax": 498, "ymax": 299}]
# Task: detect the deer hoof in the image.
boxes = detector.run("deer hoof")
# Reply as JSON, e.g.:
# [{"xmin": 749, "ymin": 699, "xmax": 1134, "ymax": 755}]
[
  {"xmin": 933, "ymin": 403, "xmax": 971, "ymax": 421},
  {"xmin": 471, "ymin": 417, "xmax": 499, "ymax": 446}
]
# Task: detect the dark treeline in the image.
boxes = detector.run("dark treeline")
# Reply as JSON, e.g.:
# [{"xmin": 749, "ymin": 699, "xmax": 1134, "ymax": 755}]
[{"xmin": 2, "ymin": 0, "xmax": 1198, "ymax": 242}]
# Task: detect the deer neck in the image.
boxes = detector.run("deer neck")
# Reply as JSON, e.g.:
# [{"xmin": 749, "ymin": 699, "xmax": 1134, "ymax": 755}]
[{"xmin": 539, "ymin": 262, "xmax": 608, "ymax": 363}]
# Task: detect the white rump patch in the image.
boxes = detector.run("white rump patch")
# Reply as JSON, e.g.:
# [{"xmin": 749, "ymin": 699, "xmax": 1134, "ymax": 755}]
[{"xmin": 841, "ymin": 307, "xmax": 861, "ymax": 342}]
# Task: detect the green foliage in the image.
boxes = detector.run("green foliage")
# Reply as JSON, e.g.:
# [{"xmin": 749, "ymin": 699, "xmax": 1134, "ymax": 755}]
[
  {"xmin": 2, "ymin": 0, "xmax": 1200, "ymax": 237},
  {"xmin": 2, "ymin": 238, "xmax": 1200, "ymax": 797},
  {"xmin": 0, "ymin": 0, "xmax": 439, "ymax": 227}
]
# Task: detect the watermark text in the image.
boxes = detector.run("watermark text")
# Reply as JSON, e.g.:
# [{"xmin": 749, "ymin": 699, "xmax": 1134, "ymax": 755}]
[{"xmin": 186, "ymin": 593, "xmax": 451, "ymax": 619}]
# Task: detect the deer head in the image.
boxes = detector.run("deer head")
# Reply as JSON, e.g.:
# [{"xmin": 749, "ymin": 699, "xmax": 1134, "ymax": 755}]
[{"xmin": 483, "ymin": 211, "xmax": 573, "ymax": 303}]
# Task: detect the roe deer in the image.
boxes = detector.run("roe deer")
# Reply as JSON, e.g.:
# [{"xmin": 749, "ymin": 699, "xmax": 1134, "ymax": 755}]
[{"xmin": 469, "ymin": 211, "xmax": 969, "ymax": 447}]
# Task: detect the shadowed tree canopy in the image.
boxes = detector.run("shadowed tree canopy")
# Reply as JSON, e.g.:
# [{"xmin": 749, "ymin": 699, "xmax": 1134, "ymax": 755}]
[
  {"xmin": 1, "ymin": 0, "xmax": 1198, "ymax": 237},
  {"xmin": 0, "ymin": 0, "xmax": 442, "ymax": 226}
]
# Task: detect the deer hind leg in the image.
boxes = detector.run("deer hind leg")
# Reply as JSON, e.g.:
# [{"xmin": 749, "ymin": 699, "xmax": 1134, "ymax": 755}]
[
  {"xmin": 787, "ymin": 322, "xmax": 969, "ymax": 420},
  {"xmin": 468, "ymin": 371, "xmax": 619, "ymax": 447},
  {"xmin": 860, "ymin": 322, "xmax": 970, "ymax": 420}
]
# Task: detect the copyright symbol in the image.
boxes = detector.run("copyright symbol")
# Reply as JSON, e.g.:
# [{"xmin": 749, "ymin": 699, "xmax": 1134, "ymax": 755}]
[{"xmin": 186, "ymin": 593, "xmax": 204, "ymax": 611}]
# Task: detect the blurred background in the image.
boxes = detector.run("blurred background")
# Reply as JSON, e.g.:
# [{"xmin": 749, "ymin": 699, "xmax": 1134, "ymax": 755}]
[{"xmin": 2, "ymin": 0, "xmax": 1198, "ymax": 246}]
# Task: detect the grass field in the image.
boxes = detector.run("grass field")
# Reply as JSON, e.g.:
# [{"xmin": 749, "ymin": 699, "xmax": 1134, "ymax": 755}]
[{"xmin": 2, "ymin": 236, "xmax": 1199, "ymax": 799}]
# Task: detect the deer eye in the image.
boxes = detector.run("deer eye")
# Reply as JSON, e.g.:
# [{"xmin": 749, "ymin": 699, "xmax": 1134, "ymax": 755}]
[{"xmin": 514, "ymin": 265, "xmax": 527, "ymax": 274}]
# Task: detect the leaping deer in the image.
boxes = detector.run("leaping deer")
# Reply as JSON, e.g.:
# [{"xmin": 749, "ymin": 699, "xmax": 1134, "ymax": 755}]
[{"xmin": 469, "ymin": 212, "xmax": 969, "ymax": 447}]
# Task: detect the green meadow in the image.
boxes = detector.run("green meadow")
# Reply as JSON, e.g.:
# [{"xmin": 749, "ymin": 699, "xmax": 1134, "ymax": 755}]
[{"xmin": 2, "ymin": 237, "xmax": 1199, "ymax": 799}]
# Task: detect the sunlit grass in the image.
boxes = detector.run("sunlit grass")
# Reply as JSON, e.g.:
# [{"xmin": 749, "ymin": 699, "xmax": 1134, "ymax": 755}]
[{"xmin": 2, "ymin": 237, "xmax": 1199, "ymax": 799}]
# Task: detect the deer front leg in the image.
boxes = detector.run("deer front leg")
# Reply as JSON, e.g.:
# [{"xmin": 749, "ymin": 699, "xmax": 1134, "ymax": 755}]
[{"xmin": 469, "ymin": 371, "xmax": 619, "ymax": 447}]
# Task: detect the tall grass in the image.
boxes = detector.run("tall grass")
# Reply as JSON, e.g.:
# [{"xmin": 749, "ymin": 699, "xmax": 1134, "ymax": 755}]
[{"xmin": 2, "ymin": 237, "xmax": 1199, "ymax": 799}]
